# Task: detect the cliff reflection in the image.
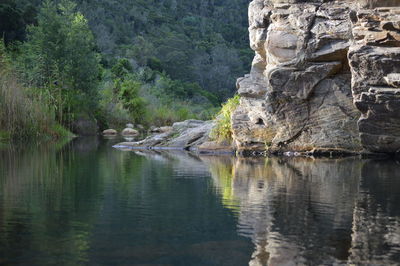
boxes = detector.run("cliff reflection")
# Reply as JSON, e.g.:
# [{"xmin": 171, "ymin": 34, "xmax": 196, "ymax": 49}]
[
  {"xmin": 202, "ymin": 156, "xmax": 400, "ymax": 265},
  {"xmin": 349, "ymin": 160, "xmax": 400, "ymax": 264}
]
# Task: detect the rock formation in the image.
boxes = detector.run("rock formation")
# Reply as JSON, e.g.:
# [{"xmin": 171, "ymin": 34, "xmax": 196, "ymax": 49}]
[
  {"xmin": 349, "ymin": 6, "xmax": 400, "ymax": 153},
  {"xmin": 233, "ymin": 0, "xmax": 400, "ymax": 154},
  {"xmin": 114, "ymin": 120, "xmax": 216, "ymax": 151}
]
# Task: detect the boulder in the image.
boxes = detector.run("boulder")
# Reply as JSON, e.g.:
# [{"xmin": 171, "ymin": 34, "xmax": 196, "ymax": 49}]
[
  {"xmin": 121, "ymin": 128, "xmax": 139, "ymax": 137},
  {"xmin": 126, "ymin": 123, "xmax": 134, "ymax": 129},
  {"xmin": 102, "ymin": 129, "xmax": 118, "ymax": 136}
]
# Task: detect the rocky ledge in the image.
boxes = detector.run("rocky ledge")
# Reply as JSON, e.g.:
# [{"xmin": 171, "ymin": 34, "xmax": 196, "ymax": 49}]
[
  {"xmin": 113, "ymin": 120, "xmax": 233, "ymax": 154},
  {"xmin": 233, "ymin": 0, "xmax": 400, "ymax": 154}
]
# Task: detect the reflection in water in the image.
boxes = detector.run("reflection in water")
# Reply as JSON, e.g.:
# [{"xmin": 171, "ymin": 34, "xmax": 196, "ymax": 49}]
[
  {"xmin": 349, "ymin": 160, "xmax": 400, "ymax": 264},
  {"xmin": 203, "ymin": 156, "xmax": 400, "ymax": 265},
  {"xmin": 0, "ymin": 139, "xmax": 253, "ymax": 265},
  {"xmin": 0, "ymin": 139, "xmax": 399, "ymax": 265}
]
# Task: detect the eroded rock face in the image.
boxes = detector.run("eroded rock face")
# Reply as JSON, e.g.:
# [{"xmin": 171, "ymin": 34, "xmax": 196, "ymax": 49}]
[
  {"xmin": 234, "ymin": 0, "xmax": 361, "ymax": 153},
  {"xmin": 233, "ymin": 0, "xmax": 400, "ymax": 153},
  {"xmin": 349, "ymin": 7, "xmax": 400, "ymax": 153}
]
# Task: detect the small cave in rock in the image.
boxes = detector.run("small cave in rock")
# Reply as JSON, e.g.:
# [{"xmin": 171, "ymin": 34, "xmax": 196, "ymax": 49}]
[{"xmin": 256, "ymin": 118, "xmax": 265, "ymax": 126}]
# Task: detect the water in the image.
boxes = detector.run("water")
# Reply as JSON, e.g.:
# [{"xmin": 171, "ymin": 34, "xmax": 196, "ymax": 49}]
[{"xmin": 0, "ymin": 137, "xmax": 399, "ymax": 265}]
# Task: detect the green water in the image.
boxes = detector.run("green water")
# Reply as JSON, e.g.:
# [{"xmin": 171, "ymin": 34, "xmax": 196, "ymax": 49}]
[{"xmin": 0, "ymin": 137, "xmax": 399, "ymax": 265}]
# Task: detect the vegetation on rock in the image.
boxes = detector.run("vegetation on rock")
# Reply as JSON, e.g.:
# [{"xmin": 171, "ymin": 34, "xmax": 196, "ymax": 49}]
[{"xmin": 210, "ymin": 95, "xmax": 240, "ymax": 143}]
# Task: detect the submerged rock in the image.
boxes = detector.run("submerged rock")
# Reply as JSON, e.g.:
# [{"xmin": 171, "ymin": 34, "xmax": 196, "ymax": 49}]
[{"xmin": 232, "ymin": 0, "xmax": 400, "ymax": 154}]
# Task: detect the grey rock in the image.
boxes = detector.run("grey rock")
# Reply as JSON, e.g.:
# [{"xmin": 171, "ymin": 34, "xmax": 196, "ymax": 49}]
[
  {"xmin": 150, "ymin": 126, "xmax": 173, "ymax": 134},
  {"xmin": 102, "ymin": 129, "xmax": 118, "ymax": 136},
  {"xmin": 384, "ymin": 73, "xmax": 400, "ymax": 88},
  {"xmin": 349, "ymin": 6, "xmax": 400, "ymax": 153},
  {"xmin": 233, "ymin": 1, "xmax": 363, "ymax": 153},
  {"xmin": 114, "ymin": 120, "xmax": 216, "ymax": 151},
  {"xmin": 232, "ymin": 0, "xmax": 400, "ymax": 154}
]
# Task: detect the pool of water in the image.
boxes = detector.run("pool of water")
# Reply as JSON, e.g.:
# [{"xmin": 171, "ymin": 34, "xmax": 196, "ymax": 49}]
[{"xmin": 0, "ymin": 137, "xmax": 399, "ymax": 265}]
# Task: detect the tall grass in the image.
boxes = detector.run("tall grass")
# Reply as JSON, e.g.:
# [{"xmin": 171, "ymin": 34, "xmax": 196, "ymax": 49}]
[
  {"xmin": 210, "ymin": 95, "xmax": 240, "ymax": 143},
  {"xmin": 0, "ymin": 43, "xmax": 67, "ymax": 141}
]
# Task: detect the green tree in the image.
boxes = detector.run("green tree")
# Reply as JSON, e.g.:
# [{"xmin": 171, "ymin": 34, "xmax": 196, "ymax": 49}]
[
  {"xmin": 117, "ymin": 79, "xmax": 147, "ymax": 124},
  {"xmin": 111, "ymin": 58, "xmax": 133, "ymax": 79},
  {"xmin": 0, "ymin": 0, "xmax": 38, "ymax": 44},
  {"xmin": 17, "ymin": 0, "xmax": 100, "ymax": 124}
]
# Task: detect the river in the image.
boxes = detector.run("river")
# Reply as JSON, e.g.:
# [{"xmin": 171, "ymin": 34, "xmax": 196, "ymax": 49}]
[{"xmin": 0, "ymin": 137, "xmax": 399, "ymax": 265}]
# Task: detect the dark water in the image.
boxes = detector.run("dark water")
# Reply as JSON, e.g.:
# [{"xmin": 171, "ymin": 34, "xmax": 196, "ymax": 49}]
[{"xmin": 0, "ymin": 138, "xmax": 400, "ymax": 265}]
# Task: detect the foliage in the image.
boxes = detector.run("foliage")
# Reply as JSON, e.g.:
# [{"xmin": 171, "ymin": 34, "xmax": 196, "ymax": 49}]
[
  {"xmin": 0, "ymin": 40, "xmax": 70, "ymax": 141},
  {"xmin": 1, "ymin": 0, "xmax": 251, "ymax": 138},
  {"xmin": 15, "ymin": 0, "xmax": 101, "ymax": 125},
  {"xmin": 98, "ymin": 81, "xmax": 132, "ymax": 130},
  {"xmin": 116, "ymin": 79, "xmax": 147, "ymax": 124},
  {"xmin": 210, "ymin": 95, "xmax": 240, "ymax": 143},
  {"xmin": 0, "ymin": 0, "xmax": 37, "ymax": 44},
  {"xmin": 145, "ymin": 105, "xmax": 194, "ymax": 127},
  {"xmin": 111, "ymin": 58, "xmax": 133, "ymax": 79},
  {"xmin": 76, "ymin": 0, "xmax": 252, "ymax": 101}
]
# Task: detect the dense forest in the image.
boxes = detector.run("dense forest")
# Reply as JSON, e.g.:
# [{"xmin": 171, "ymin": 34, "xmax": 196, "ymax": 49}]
[{"xmin": 0, "ymin": 0, "xmax": 251, "ymax": 141}]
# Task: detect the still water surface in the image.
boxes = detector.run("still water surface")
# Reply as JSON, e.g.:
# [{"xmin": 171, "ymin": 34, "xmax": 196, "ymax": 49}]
[{"xmin": 0, "ymin": 137, "xmax": 399, "ymax": 265}]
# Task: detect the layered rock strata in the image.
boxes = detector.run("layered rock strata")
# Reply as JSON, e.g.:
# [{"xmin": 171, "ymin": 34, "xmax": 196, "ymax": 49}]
[
  {"xmin": 233, "ymin": 0, "xmax": 400, "ymax": 154},
  {"xmin": 349, "ymin": 7, "xmax": 400, "ymax": 153}
]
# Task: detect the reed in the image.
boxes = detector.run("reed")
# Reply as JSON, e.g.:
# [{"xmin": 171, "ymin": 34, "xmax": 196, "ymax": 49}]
[{"xmin": 0, "ymin": 43, "xmax": 61, "ymax": 141}]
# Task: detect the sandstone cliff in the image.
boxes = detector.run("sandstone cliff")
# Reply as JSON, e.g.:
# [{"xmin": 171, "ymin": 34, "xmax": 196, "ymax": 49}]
[{"xmin": 233, "ymin": 0, "xmax": 400, "ymax": 154}]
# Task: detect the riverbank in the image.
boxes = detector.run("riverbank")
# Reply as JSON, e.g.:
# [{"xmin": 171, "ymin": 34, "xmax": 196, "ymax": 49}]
[
  {"xmin": 112, "ymin": 119, "xmax": 396, "ymax": 158},
  {"xmin": 0, "ymin": 125, "xmax": 74, "ymax": 146}
]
